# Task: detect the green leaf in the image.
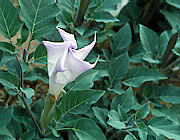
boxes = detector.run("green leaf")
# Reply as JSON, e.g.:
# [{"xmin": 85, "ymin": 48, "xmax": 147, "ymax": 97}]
[
  {"xmin": 140, "ymin": 24, "xmax": 158, "ymax": 53},
  {"xmin": 59, "ymin": 90, "xmax": 105, "ymax": 116},
  {"xmin": 135, "ymin": 102, "xmax": 150, "ymax": 120},
  {"xmin": 21, "ymin": 88, "xmax": 35, "ymax": 99},
  {"xmin": 21, "ymin": 129, "xmax": 35, "ymax": 140},
  {"xmin": 157, "ymin": 31, "xmax": 169, "ymax": 56},
  {"xmin": 160, "ymin": 9, "xmax": 180, "ymax": 29},
  {"xmin": 166, "ymin": 0, "xmax": 180, "ymax": 9},
  {"xmin": 172, "ymin": 42, "xmax": 180, "ymax": 56},
  {"xmin": 171, "ymin": 104, "xmax": 180, "ymax": 124},
  {"xmin": 123, "ymin": 67, "xmax": 167, "ymax": 88},
  {"xmin": 124, "ymin": 134, "xmax": 137, "ymax": 140},
  {"xmin": 0, "ymin": 42, "xmax": 16, "ymax": 54},
  {"xmin": 0, "ymin": 71, "xmax": 19, "ymax": 90},
  {"xmin": 16, "ymin": 24, "xmax": 29, "ymax": 47},
  {"xmin": 111, "ymin": 23, "xmax": 132, "ymax": 56},
  {"xmin": 108, "ymin": 53, "xmax": 129, "ymax": 87},
  {"xmin": 24, "ymin": 67, "xmax": 49, "ymax": 84},
  {"xmin": 73, "ymin": 118, "xmax": 106, "ymax": 140},
  {"xmin": 148, "ymin": 117, "xmax": 180, "ymax": 139},
  {"xmin": 107, "ymin": 110, "xmax": 126, "ymax": 129},
  {"xmin": 0, "ymin": 52, "xmax": 15, "ymax": 68},
  {"xmin": 117, "ymin": 104, "xmax": 128, "ymax": 122},
  {"xmin": 0, "ymin": 0, "xmax": 22, "ymax": 40},
  {"xmin": 142, "ymin": 52, "xmax": 160, "ymax": 64},
  {"xmin": 7, "ymin": 118, "xmax": 22, "ymax": 139},
  {"xmin": 0, "ymin": 106, "xmax": 13, "ymax": 128},
  {"xmin": 151, "ymin": 108, "xmax": 179, "ymax": 124},
  {"xmin": 96, "ymin": 0, "xmax": 121, "ymax": 12},
  {"xmin": 19, "ymin": 0, "xmax": 61, "ymax": 40},
  {"xmin": 111, "ymin": 88, "xmax": 134, "ymax": 112},
  {"xmin": 92, "ymin": 107, "xmax": 108, "ymax": 128},
  {"xmin": 33, "ymin": 44, "xmax": 47, "ymax": 65},
  {"xmin": 0, "ymin": 127, "xmax": 15, "ymax": 140},
  {"xmin": 137, "ymin": 122, "xmax": 148, "ymax": 140},
  {"xmin": 6, "ymin": 58, "xmax": 20, "ymax": 78},
  {"xmin": 66, "ymin": 69, "xmax": 99, "ymax": 91},
  {"xmin": 93, "ymin": 12, "xmax": 119, "ymax": 23},
  {"xmin": 159, "ymin": 85, "xmax": 180, "ymax": 104}
]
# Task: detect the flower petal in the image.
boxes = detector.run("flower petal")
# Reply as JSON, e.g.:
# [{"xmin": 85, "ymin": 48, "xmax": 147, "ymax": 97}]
[
  {"xmin": 55, "ymin": 49, "xmax": 99, "ymax": 85},
  {"xmin": 42, "ymin": 41, "xmax": 71, "ymax": 76},
  {"xmin": 73, "ymin": 32, "xmax": 96, "ymax": 60},
  {"xmin": 56, "ymin": 27, "xmax": 77, "ymax": 49}
]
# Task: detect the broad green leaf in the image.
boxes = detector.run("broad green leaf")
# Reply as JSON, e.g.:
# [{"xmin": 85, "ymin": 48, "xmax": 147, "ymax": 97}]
[
  {"xmin": 59, "ymin": 90, "xmax": 105, "ymax": 115},
  {"xmin": 137, "ymin": 122, "xmax": 148, "ymax": 140},
  {"xmin": 57, "ymin": 0, "xmax": 79, "ymax": 14},
  {"xmin": 157, "ymin": 31, "xmax": 169, "ymax": 56},
  {"xmin": 24, "ymin": 67, "xmax": 49, "ymax": 84},
  {"xmin": 123, "ymin": 67, "xmax": 167, "ymax": 88},
  {"xmin": 172, "ymin": 42, "xmax": 180, "ymax": 56},
  {"xmin": 92, "ymin": 107, "xmax": 108, "ymax": 128},
  {"xmin": 93, "ymin": 12, "xmax": 119, "ymax": 23},
  {"xmin": 159, "ymin": 84, "xmax": 180, "ymax": 104},
  {"xmin": 160, "ymin": 9, "xmax": 180, "ymax": 29},
  {"xmin": 124, "ymin": 134, "xmax": 137, "ymax": 140},
  {"xmin": 117, "ymin": 104, "xmax": 128, "ymax": 122},
  {"xmin": 66, "ymin": 70, "xmax": 99, "ymax": 91},
  {"xmin": 6, "ymin": 58, "xmax": 20, "ymax": 78},
  {"xmin": 117, "ymin": 1, "xmax": 141, "ymax": 26},
  {"xmin": 19, "ymin": 0, "xmax": 61, "ymax": 40},
  {"xmin": 111, "ymin": 23, "xmax": 132, "ymax": 56},
  {"xmin": 166, "ymin": 0, "xmax": 180, "ymax": 9},
  {"xmin": 0, "ymin": 52, "xmax": 15, "ymax": 68},
  {"xmin": 142, "ymin": 52, "xmax": 160, "ymax": 64},
  {"xmin": 21, "ymin": 88, "xmax": 35, "ymax": 99},
  {"xmin": 21, "ymin": 129, "xmax": 35, "ymax": 140},
  {"xmin": 107, "ymin": 110, "xmax": 126, "ymax": 129},
  {"xmin": 0, "ymin": 42, "xmax": 16, "ymax": 54},
  {"xmin": 151, "ymin": 108, "xmax": 179, "ymax": 124},
  {"xmin": 0, "ymin": 106, "xmax": 13, "ymax": 128},
  {"xmin": 135, "ymin": 102, "xmax": 150, "ymax": 120},
  {"xmin": 0, "ymin": 71, "xmax": 19, "ymax": 89},
  {"xmin": 33, "ymin": 44, "xmax": 47, "ymax": 65},
  {"xmin": 0, "ymin": 0, "xmax": 22, "ymax": 40},
  {"xmin": 16, "ymin": 24, "xmax": 29, "ymax": 47},
  {"xmin": 108, "ymin": 53, "xmax": 129, "ymax": 88},
  {"xmin": 73, "ymin": 118, "xmax": 106, "ymax": 140},
  {"xmin": 7, "ymin": 118, "xmax": 22, "ymax": 139},
  {"xmin": 96, "ymin": 0, "xmax": 121, "ymax": 12},
  {"xmin": 111, "ymin": 88, "xmax": 134, "ymax": 112},
  {"xmin": 0, "ymin": 127, "xmax": 15, "ymax": 140},
  {"xmin": 171, "ymin": 104, "xmax": 180, "ymax": 124},
  {"xmin": 140, "ymin": 24, "xmax": 158, "ymax": 53},
  {"xmin": 148, "ymin": 117, "xmax": 180, "ymax": 140}
]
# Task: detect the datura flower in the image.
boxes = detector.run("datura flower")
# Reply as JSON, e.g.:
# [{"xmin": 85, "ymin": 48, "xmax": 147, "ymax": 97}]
[{"xmin": 42, "ymin": 27, "xmax": 98, "ymax": 96}]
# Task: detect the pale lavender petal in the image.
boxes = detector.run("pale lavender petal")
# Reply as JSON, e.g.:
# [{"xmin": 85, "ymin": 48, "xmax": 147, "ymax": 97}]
[
  {"xmin": 42, "ymin": 41, "xmax": 71, "ymax": 76},
  {"xmin": 55, "ymin": 49, "xmax": 99, "ymax": 85},
  {"xmin": 54, "ymin": 47, "xmax": 69, "ymax": 72},
  {"xmin": 56, "ymin": 27, "xmax": 77, "ymax": 49},
  {"xmin": 73, "ymin": 32, "xmax": 96, "ymax": 60}
]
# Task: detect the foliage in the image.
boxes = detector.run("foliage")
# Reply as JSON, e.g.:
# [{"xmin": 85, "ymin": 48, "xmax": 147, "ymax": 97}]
[{"xmin": 0, "ymin": 0, "xmax": 180, "ymax": 139}]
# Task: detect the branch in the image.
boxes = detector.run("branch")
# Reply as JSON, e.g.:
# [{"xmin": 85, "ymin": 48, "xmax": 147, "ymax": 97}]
[{"xmin": 73, "ymin": 0, "xmax": 90, "ymax": 27}]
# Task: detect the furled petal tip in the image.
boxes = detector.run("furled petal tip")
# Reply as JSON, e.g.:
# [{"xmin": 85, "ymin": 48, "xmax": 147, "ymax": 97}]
[
  {"xmin": 43, "ymin": 28, "xmax": 99, "ymax": 96},
  {"xmin": 56, "ymin": 27, "xmax": 77, "ymax": 49}
]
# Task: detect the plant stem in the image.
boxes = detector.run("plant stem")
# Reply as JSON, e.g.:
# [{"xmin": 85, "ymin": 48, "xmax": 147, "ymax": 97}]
[
  {"xmin": 73, "ymin": 0, "xmax": 90, "ymax": 27},
  {"xmin": 15, "ymin": 54, "xmax": 47, "ymax": 138}
]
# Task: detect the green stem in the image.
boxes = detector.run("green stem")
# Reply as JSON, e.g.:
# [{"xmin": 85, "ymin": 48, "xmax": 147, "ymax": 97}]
[{"xmin": 73, "ymin": 0, "xmax": 90, "ymax": 27}]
